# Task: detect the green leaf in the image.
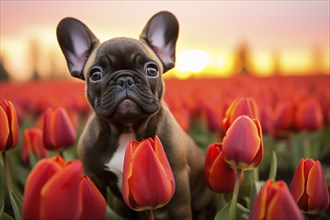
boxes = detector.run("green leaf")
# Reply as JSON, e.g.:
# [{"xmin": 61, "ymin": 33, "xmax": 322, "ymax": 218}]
[
  {"xmin": 2, "ymin": 212, "xmax": 15, "ymax": 220},
  {"xmin": 9, "ymin": 190, "xmax": 22, "ymax": 220},
  {"xmin": 214, "ymin": 199, "xmax": 232, "ymax": 220},
  {"xmin": 250, "ymin": 181, "xmax": 264, "ymax": 211},
  {"xmin": 105, "ymin": 205, "xmax": 125, "ymax": 220},
  {"xmin": 236, "ymin": 203, "xmax": 249, "ymax": 214},
  {"xmin": 268, "ymin": 151, "xmax": 277, "ymax": 180},
  {"xmin": 0, "ymin": 199, "xmax": 4, "ymax": 218}
]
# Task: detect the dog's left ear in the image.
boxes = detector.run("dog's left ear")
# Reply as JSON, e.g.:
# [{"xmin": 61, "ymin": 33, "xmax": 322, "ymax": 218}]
[{"xmin": 140, "ymin": 11, "xmax": 179, "ymax": 72}]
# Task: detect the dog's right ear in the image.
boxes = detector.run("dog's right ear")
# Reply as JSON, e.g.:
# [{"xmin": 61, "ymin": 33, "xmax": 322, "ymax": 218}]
[{"xmin": 56, "ymin": 18, "xmax": 99, "ymax": 80}]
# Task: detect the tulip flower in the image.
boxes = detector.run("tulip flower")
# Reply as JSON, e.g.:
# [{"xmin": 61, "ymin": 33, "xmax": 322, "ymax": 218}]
[
  {"xmin": 41, "ymin": 107, "xmax": 76, "ymax": 151},
  {"xmin": 204, "ymin": 103, "xmax": 223, "ymax": 132},
  {"xmin": 0, "ymin": 99, "xmax": 19, "ymax": 152},
  {"xmin": 289, "ymin": 158, "xmax": 329, "ymax": 214},
  {"xmin": 23, "ymin": 156, "xmax": 106, "ymax": 220},
  {"xmin": 273, "ymin": 101, "xmax": 294, "ymax": 131},
  {"xmin": 223, "ymin": 97, "xmax": 259, "ymax": 132},
  {"xmin": 205, "ymin": 143, "xmax": 242, "ymax": 193},
  {"xmin": 250, "ymin": 179, "xmax": 304, "ymax": 220},
  {"xmin": 122, "ymin": 136, "xmax": 175, "ymax": 211},
  {"xmin": 22, "ymin": 128, "xmax": 48, "ymax": 163},
  {"xmin": 222, "ymin": 115, "xmax": 263, "ymax": 170},
  {"xmin": 294, "ymin": 98, "xmax": 324, "ymax": 131}
]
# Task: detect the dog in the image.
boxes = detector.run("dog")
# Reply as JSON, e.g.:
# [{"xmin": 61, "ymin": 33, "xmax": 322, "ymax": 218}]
[{"xmin": 57, "ymin": 11, "xmax": 215, "ymax": 219}]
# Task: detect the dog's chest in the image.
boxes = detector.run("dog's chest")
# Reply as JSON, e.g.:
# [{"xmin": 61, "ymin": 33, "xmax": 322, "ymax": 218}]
[{"xmin": 104, "ymin": 132, "xmax": 136, "ymax": 192}]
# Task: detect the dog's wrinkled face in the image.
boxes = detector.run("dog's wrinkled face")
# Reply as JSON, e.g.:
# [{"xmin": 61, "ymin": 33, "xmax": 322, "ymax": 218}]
[
  {"xmin": 84, "ymin": 38, "xmax": 164, "ymax": 124},
  {"xmin": 57, "ymin": 11, "xmax": 179, "ymax": 126}
]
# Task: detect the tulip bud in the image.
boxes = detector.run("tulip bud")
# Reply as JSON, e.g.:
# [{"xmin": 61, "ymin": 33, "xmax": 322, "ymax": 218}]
[
  {"xmin": 122, "ymin": 136, "xmax": 175, "ymax": 211},
  {"xmin": 290, "ymin": 158, "xmax": 329, "ymax": 214},
  {"xmin": 223, "ymin": 97, "xmax": 259, "ymax": 132},
  {"xmin": 294, "ymin": 98, "xmax": 324, "ymax": 131},
  {"xmin": 204, "ymin": 143, "xmax": 242, "ymax": 193},
  {"xmin": 222, "ymin": 115, "xmax": 263, "ymax": 170},
  {"xmin": 42, "ymin": 107, "xmax": 76, "ymax": 151},
  {"xmin": 273, "ymin": 101, "xmax": 294, "ymax": 131},
  {"xmin": 250, "ymin": 179, "xmax": 304, "ymax": 220},
  {"xmin": 0, "ymin": 99, "xmax": 19, "ymax": 152},
  {"xmin": 22, "ymin": 128, "xmax": 48, "ymax": 163},
  {"xmin": 23, "ymin": 157, "xmax": 83, "ymax": 220}
]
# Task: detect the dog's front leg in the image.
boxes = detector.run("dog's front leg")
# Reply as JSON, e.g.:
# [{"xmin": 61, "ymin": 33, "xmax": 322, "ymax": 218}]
[{"xmin": 167, "ymin": 168, "xmax": 192, "ymax": 220}]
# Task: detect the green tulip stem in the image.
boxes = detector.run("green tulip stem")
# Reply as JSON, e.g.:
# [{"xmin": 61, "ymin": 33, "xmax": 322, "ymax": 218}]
[
  {"xmin": 229, "ymin": 169, "xmax": 241, "ymax": 220},
  {"xmin": 303, "ymin": 133, "xmax": 312, "ymax": 158},
  {"xmin": 147, "ymin": 209, "xmax": 154, "ymax": 220},
  {"xmin": 1, "ymin": 152, "xmax": 14, "ymax": 192},
  {"xmin": 59, "ymin": 151, "xmax": 64, "ymax": 159}
]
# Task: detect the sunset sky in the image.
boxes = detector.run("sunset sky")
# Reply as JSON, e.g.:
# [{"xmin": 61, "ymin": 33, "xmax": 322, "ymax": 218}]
[{"xmin": 1, "ymin": 1, "xmax": 329, "ymax": 81}]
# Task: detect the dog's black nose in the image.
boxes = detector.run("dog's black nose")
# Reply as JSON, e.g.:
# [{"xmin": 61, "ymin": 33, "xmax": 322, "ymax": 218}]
[{"xmin": 116, "ymin": 76, "xmax": 134, "ymax": 89}]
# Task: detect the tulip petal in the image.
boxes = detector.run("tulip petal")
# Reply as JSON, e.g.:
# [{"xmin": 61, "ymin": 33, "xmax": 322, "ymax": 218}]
[
  {"xmin": 205, "ymin": 143, "xmax": 222, "ymax": 174},
  {"xmin": 122, "ymin": 141, "xmax": 138, "ymax": 207},
  {"xmin": 40, "ymin": 160, "xmax": 82, "ymax": 220},
  {"xmin": 154, "ymin": 136, "xmax": 175, "ymax": 189},
  {"xmin": 0, "ymin": 106, "xmax": 10, "ymax": 151},
  {"xmin": 251, "ymin": 118, "xmax": 263, "ymax": 167},
  {"xmin": 23, "ymin": 158, "xmax": 62, "ymax": 220},
  {"xmin": 43, "ymin": 108, "xmax": 56, "ymax": 150},
  {"xmin": 289, "ymin": 159, "xmax": 306, "ymax": 207},
  {"xmin": 207, "ymin": 150, "xmax": 237, "ymax": 193},
  {"xmin": 223, "ymin": 116, "xmax": 261, "ymax": 169},
  {"xmin": 22, "ymin": 129, "xmax": 32, "ymax": 163},
  {"xmin": 129, "ymin": 141, "xmax": 173, "ymax": 210},
  {"xmin": 306, "ymin": 161, "xmax": 329, "ymax": 213},
  {"xmin": 79, "ymin": 176, "xmax": 106, "ymax": 220},
  {"xmin": 7, "ymin": 101, "xmax": 19, "ymax": 149}
]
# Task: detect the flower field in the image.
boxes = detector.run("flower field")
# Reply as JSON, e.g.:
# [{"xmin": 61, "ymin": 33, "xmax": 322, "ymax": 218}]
[{"xmin": 1, "ymin": 74, "xmax": 329, "ymax": 219}]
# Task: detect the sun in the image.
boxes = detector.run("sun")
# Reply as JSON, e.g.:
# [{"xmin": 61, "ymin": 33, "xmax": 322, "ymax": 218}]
[{"xmin": 174, "ymin": 50, "xmax": 210, "ymax": 78}]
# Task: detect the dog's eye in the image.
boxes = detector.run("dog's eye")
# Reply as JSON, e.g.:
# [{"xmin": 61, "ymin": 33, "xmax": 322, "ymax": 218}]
[
  {"xmin": 145, "ymin": 63, "xmax": 159, "ymax": 78},
  {"xmin": 89, "ymin": 67, "xmax": 103, "ymax": 82}
]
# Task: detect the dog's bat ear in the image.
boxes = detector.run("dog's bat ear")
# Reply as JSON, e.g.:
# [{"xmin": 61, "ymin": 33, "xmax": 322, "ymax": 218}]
[
  {"xmin": 140, "ymin": 11, "xmax": 179, "ymax": 73},
  {"xmin": 56, "ymin": 18, "xmax": 99, "ymax": 80}
]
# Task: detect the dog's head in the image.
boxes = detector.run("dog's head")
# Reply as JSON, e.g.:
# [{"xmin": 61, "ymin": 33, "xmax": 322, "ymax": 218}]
[{"xmin": 57, "ymin": 11, "xmax": 179, "ymax": 125}]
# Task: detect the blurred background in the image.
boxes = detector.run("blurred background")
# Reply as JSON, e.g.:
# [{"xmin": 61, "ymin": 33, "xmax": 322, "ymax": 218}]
[
  {"xmin": 1, "ymin": 1, "xmax": 330, "ymax": 219},
  {"xmin": 0, "ymin": 1, "xmax": 329, "ymax": 81}
]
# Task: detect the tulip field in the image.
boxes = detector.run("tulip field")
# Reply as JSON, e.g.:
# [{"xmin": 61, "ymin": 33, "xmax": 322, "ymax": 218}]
[{"xmin": 1, "ymin": 74, "xmax": 329, "ymax": 219}]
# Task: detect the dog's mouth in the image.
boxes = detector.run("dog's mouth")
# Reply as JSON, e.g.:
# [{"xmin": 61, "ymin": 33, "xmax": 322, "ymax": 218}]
[
  {"xmin": 113, "ymin": 99, "xmax": 142, "ymax": 123},
  {"xmin": 94, "ymin": 90, "xmax": 160, "ymax": 124}
]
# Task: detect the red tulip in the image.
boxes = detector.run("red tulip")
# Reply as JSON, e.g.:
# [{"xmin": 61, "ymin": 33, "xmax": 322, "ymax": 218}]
[
  {"xmin": 204, "ymin": 143, "xmax": 242, "ymax": 193},
  {"xmin": 40, "ymin": 160, "xmax": 82, "ymax": 220},
  {"xmin": 23, "ymin": 156, "xmax": 67, "ymax": 220},
  {"xmin": 122, "ymin": 136, "xmax": 175, "ymax": 211},
  {"xmin": 223, "ymin": 97, "xmax": 259, "ymax": 132},
  {"xmin": 41, "ymin": 107, "xmax": 76, "ymax": 151},
  {"xmin": 273, "ymin": 101, "xmax": 294, "ymax": 131},
  {"xmin": 222, "ymin": 115, "xmax": 263, "ymax": 170},
  {"xmin": 22, "ymin": 128, "xmax": 48, "ymax": 163},
  {"xmin": 290, "ymin": 158, "xmax": 329, "ymax": 214},
  {"xmin": 79, "ymin": 176, "xmax": 106, "ymax": 220},
  {"xmin": 24, "ymin": 157, "xmax": 106, "ymax": 220},
  {"xmin": 250, "ymin": 179, "xmax": 304, "ymax": 220},
  {"xmin": 294, "ymin": 98, "xmax": 324, "ymax": 131},
  {"xmin": 203, "ymin": 103, "xmax": 223, "ymax": 132},
  {"xmin": 0, "ymin": 99, "xmax": 19, "ymax": 152}
]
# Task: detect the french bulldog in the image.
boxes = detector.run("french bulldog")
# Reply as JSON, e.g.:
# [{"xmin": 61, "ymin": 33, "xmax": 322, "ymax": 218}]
[{"xmin": 57, "ymin": 11, "xmax": 215, "ymax": 220}]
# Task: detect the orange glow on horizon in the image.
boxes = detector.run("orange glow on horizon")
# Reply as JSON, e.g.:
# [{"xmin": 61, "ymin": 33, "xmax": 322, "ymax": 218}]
[{"xmin": 1, "ymin": 32, "xmax": 329, "ymax": 82}]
